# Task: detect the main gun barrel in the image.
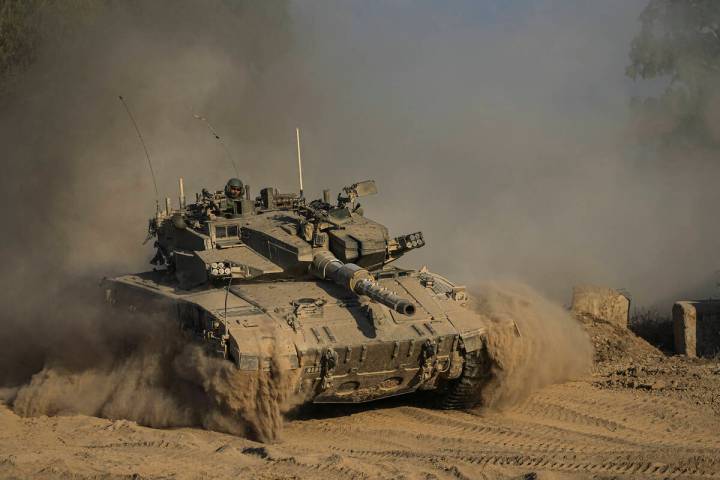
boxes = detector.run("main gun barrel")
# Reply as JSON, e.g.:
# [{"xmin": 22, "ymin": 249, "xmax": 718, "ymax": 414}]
[{"xmin": 311, "ymin": 251, "xmax": 416, "ymax": 315}]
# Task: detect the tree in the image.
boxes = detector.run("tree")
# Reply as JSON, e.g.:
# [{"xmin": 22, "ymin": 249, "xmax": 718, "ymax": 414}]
[
  {"xmin": 627, "ymin": 0, "xmax": 720, "ymax": 146},
  {"xmin": 0, "ymin": 1, "xmax": 292, "ymax": 99},
  {"xmin": 0, "ymin": 1, "xmax": 106, "ymax": 95},
  {"xmin": 0, "ymin": 1, "xmax": 47, "ymax": 86}
]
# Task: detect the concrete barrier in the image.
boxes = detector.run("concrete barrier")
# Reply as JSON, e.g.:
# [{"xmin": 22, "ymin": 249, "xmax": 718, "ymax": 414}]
[
  {"xmin": 673, "ymin": 300, "xmax": 720, "ymax": 358},
  {"xmin": 571, "ymin": 285, "xmax": 630, "ymax": 328}
]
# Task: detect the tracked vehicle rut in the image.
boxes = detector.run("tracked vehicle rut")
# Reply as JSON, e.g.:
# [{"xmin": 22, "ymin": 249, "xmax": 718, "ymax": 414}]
[{"xmin": 104, "ymin": 177, "xmax": 492, "ymax": 407}]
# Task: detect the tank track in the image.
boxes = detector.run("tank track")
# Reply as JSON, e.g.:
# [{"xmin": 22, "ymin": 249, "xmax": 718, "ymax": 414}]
[{"xmin": 439, "ymin": 348, "xmax": 491, "ymax": 410}]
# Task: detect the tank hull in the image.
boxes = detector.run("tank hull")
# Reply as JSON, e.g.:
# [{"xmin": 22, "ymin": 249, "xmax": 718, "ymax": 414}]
[{"xmin": 103, "ymin": 268, "xmax": 489, "ymax": 405}]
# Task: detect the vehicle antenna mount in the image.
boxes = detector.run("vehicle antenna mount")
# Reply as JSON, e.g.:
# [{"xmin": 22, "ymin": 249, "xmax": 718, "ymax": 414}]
[{"xmin": 296, "ymin": 127, "xmax": 304, "ymax": 198}]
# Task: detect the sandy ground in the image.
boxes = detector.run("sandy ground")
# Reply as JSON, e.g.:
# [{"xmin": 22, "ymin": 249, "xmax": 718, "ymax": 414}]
[{"xmin": 1, "ymin": 317, "xmax": 719, "ymax": 480}]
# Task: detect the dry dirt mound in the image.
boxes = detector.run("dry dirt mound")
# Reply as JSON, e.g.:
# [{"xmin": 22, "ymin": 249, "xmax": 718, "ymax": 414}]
[
  {"xmin": 576, "ymin": 313, "xmax": 663, "ymax": 365},
  {"xmin": 577, "ymin": 312, "xmax": 720, "ymax": 416}
]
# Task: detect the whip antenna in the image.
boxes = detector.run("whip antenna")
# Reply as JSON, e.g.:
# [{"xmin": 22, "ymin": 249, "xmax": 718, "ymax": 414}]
[
  {"xmin": 193, "ymin": 113, "xmax": 239, "ymax": 177},
  {"xmin": 296, "ymin": 127, "xmax": 304, "ymax": 198},
  {"xmin": 118, "ymin": 95, "xmax": 159, "ymax": 204}
]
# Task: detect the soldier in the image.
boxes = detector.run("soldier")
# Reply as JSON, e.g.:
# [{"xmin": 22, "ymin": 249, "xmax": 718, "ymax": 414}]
[
  {"xmin": 222, "ymin": 178, "xmax": 244, "ymax": 216},
  {"xmin": 224, "ymin": 178, "xmax": 244, "ymax": 200}
]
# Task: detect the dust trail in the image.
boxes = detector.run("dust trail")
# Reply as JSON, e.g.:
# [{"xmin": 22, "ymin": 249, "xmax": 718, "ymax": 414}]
[
  {"xmin": 4, "ymin": 293, "xmax": 299, "ymax": 442},
  {"xmin": 174, "ymin": 343, "xmax": 301, "ymax": 442},
  {"xmin": 471, "ymin": 283, "xmax": 593, "ymax": 409}
]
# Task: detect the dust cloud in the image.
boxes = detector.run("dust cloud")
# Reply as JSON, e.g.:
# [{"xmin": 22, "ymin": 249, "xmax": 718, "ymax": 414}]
[
  {"xmin": 3, "ymin": 1, "xmax": 717, "ymax": 308},
  {"xmin": 4, "ymin": 296, "xmax": 299, "ymax": 442},
  {"xmin": 472, "ymin": 283, "xmax": 593, "ymax": 409},
  {"xmin": 290, "ymin": 1, "xmax": 720, "ymax": 310}
]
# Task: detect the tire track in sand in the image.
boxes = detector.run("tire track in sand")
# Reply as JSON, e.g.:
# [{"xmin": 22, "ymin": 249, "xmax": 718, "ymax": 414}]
[
  {"xmin": 282, "ymin": 382, "xmax": 720, "ymax": 479},
  {"xmin": 2, "ymin": 380, "xmax": 719, "ymax": 479}
]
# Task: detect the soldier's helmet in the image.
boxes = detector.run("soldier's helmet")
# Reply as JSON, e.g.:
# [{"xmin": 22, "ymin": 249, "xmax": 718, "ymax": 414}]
[{"xmin": 224, "ymin": 178, "xmax": 244, "ymax": 199}]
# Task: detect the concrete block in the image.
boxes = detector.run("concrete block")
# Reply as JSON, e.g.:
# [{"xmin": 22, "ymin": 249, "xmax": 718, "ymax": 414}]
[
  {"xmin": 673, "ymin": 300, "xmax": 720, "ymax": 357},
  {"xmin": 571, "ymin": 285, "xmax": 630, "ymax": 328}
]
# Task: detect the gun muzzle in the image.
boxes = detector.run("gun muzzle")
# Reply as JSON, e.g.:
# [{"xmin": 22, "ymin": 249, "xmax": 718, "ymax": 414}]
[{"xmin": 311, "ymin": 251, "xmax": 416, "ymax": 315}]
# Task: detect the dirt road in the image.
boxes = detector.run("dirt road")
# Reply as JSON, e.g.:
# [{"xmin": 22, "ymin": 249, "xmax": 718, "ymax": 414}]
[{"xmin": 2, "ymin": 372, "xmax": 719, "ymax": 480}]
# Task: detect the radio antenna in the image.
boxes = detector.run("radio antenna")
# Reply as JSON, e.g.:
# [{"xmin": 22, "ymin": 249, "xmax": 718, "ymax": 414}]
[
  {"xmin": 296, "ymin": 127, "xmax": 304, "ymax": 198},
  {"xmin": 193, "ymin": 113, "xmax": 239, "ymax": 177},
  {"xmin": 118, "ymin": 95, "xmax": 159, "ymax": 204}
]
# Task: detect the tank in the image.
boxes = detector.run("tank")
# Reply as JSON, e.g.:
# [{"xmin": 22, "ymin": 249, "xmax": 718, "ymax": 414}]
[{"xmin": 103, "ymin": 178, "xmax": 491, "ymax": 407}]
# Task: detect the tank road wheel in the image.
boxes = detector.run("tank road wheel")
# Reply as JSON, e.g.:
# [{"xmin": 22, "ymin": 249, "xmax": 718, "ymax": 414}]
[{"xmin": 439, "ymin": 348, "xmax": 491, "ymax": 410}]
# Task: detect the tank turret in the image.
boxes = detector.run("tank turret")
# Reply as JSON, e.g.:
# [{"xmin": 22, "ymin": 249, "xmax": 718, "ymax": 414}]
[{"xmin": 147, "ymin": 178, "xmax": 425, "ymax": 290}]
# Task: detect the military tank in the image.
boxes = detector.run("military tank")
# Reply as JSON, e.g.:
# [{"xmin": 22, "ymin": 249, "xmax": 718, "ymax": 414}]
[{"xmin": 104, "ymin": 177, "xmax": 491, "ymax": 407}]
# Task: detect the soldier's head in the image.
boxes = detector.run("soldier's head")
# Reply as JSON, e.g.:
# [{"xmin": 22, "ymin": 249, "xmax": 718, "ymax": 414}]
[{"xmin": 225, "ymin": 178, "xmax": 244, "ymax": 199}]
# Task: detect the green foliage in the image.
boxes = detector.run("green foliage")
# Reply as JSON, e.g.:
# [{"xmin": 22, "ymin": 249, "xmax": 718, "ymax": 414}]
[
  {"xmin": 0, "ymin": 0, "xmax": 105, "ymax": 93},
  {"xmin": 0, "ymin": 0, "xmax": 292, "ymax": 97},
  {"xmin": 627, "ymin": 0, "xmax": 720, "ymax": 146},
  {"xmin": 0, "ymin": 0, "xmax": 45, "ymax": 81}
]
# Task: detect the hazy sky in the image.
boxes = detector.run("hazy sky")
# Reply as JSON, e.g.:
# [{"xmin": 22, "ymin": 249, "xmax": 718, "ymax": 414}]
[{"xmin": 5, "ymin": 0, "xmax": 717, "ymax": 310}]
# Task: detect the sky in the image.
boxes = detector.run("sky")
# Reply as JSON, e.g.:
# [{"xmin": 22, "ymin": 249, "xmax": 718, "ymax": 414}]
[{"xmin": 4, "ymin": 0, "xmax": 718, "ymax": 310}]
